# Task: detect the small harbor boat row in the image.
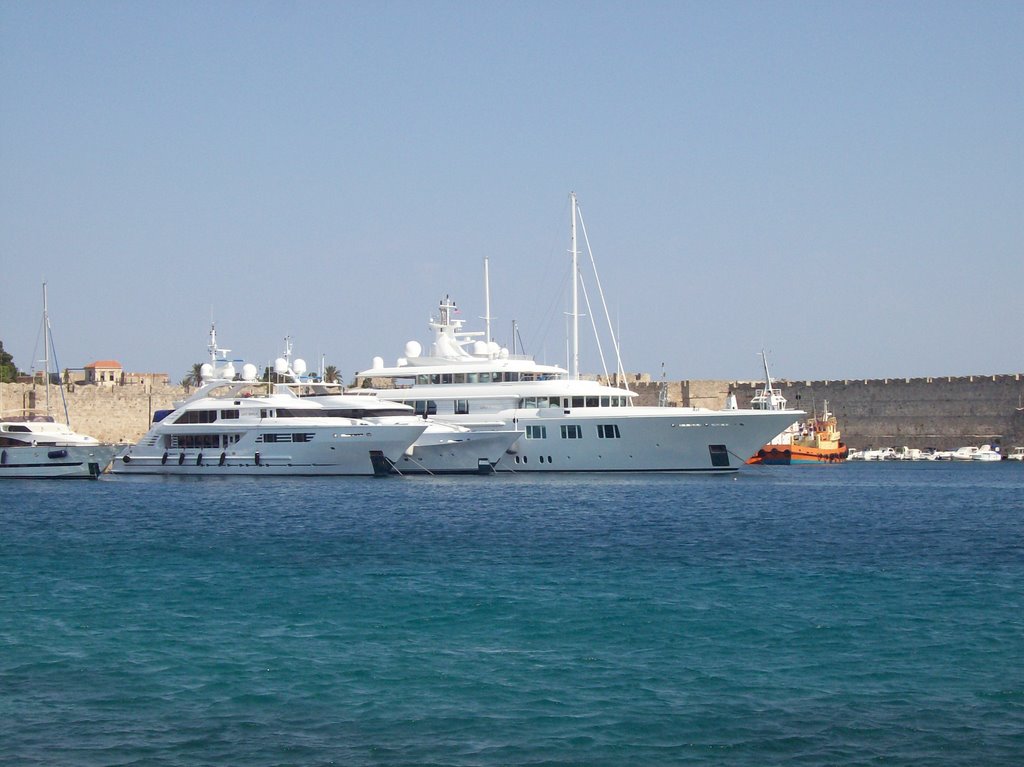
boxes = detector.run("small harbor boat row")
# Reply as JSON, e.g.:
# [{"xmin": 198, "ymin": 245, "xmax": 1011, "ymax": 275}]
[
  {"xmin": 745, "ymin": 353, "xmax": 848, "ymax": 465},
  {"xmin": 1, "ymin": 284, "xmax": 117, "ymax": 479},
  {"xmin": 345, "ymin": 195, "xmax": 802, "ymax": 473},
  {"xmin": 112, "ymin": 329, "xmax": 430, "ymax": 476}
]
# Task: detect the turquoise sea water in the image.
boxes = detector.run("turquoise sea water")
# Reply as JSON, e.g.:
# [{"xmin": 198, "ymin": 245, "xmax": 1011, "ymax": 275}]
[{"xmin": 1, "ymin": 463, "xmax": 1022, "ymax": 766}]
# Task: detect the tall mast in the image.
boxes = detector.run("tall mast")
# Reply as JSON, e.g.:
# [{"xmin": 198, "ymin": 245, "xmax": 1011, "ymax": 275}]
[
  {"xmin": 483, "ymin": 257, "xmax": 492, "ymax": 345},
  {"xmin": 570, "ymin": 191, "xmax": 579, "ymax": 380},
  {"xmin": 43, "ymin": 281, "xmax": 51, "ymax": 413}
]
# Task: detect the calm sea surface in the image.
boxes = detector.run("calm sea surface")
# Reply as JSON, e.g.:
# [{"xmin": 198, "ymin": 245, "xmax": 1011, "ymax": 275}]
[{"xmin": 1, "ymin": 463, "xmax": 1022, "ymax": 766}]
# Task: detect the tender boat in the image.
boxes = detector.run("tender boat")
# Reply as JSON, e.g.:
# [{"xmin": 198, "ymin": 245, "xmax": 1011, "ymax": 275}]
[
  {"xmin": 347, "ymin": 194, "xmax": 803, "ymax": 473},
  {"xmin": 0, "ymin": 284, "xmax": 117, "ymax": 479},
  {"xmin": 1007, "ymin": 447, "xmax": 1024, "ymax": 462},
  {"xmin": 111, "ymin": 328, "xmax": 426, "ymax": 476}
]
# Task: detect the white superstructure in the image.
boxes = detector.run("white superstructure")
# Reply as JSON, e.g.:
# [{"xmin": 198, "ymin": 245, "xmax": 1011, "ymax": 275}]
[
  {"xmin": 349, "ymin": 194, "xmax": 802, "ymax": 473},
  {"xmin": 111, "ymin": 328, "xmax": 426, "ymax": 476},
  {"xmin": 271, "ymin": 341, "xmax": 523, "ymax": 474}
]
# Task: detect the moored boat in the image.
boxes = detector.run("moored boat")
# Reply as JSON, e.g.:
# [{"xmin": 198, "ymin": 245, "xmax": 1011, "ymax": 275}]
[
  {"xmin": 111, "ymin": 327, "xmax": 426, "ymax": 476},
  {"xmin": 347, "ymin": 194, "xmax": 803, "ymax": 473},
  {"xmin": 746, "ymin": 353, "xmax": 848, "ymax": 465},
  {"xmin": 0, "ymin": 283, "xmax": 117, "ymax": 479}
]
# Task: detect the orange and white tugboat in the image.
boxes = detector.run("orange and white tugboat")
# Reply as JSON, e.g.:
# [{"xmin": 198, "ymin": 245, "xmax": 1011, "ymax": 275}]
[{"xmin": 745, "ymin": 353, "xmax": 848, "ymax": 465}]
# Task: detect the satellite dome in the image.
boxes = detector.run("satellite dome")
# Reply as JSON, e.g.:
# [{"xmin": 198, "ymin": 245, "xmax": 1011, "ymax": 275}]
[
  {"xmin": 405, "ymin": 340, "xmax": 422, "ymax": 358},
  {"xmin": 487, "ymin": 341, "xmax": 501, "ymax": 355},
  {"xmin": 274, "ymin": 357, "xmax": 288, "ymax": 374},
  {"xmin": 222, "ymin": 363, "xmax": 236, "ymax": 380},
  {"xmin": 293, "ymin": 358, "xmax": 307, "ymax": 376},
  {"xmin": 372, "ymin": 356, "xmax": 384, "ymax": 370},
  {"xmin": 472, "ymin": 341, "xmax": 488, "ymax": 355},
  {"xmin": 200, "ymin": 363, "xmax": 214, "ymax": 381},
  {"xmin": 499, "ymin": 347, "xmax": 509, "ymax": 359},
  {"xmin": 241, "ymin": 363, "xmax": 258, "ymax": 381}
]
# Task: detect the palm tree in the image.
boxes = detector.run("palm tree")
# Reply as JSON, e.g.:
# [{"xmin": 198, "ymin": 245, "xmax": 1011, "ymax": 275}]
[
  {"xmin": 323, "ymin": 365, "xmax": 340, "ymax": 384},
  {"xmin": 181, "ymin": 362, "xmax": 204, "ymax": 391}
]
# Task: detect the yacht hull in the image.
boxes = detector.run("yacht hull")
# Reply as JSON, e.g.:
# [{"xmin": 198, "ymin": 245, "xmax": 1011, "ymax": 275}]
[
  {"xmin": 0, "ymin": 445, "xmax": 117, "ymax": 479},
  {"xmin": 445, "ymin": 408, "xmax": 800, "ymax": 473},
  {"xmin": 110, "ymin": 425, "xmax": 426, "ymax": 477}
]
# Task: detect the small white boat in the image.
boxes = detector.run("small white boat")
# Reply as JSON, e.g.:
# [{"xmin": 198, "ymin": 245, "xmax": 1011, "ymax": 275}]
[
  {"xmin": 1, "ymin": 283, "xmax": 117, "ymax": 479},
  {"xmin": 1007, "ymin": 447, "xmax": 1024, "ymax": 462},
  {"xmin": 950, "ymin": 446, "xmax": 981, "ymax": 461},
  {"xmin": 971, "ymin": 444, "xmax": 1002, "ymax": 462}
]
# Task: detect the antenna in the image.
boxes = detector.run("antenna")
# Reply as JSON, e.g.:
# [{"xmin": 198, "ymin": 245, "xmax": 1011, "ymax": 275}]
[
  {"xmin": 483, "ymin": 257, "xmax": 492, "ymax": 344},
  {"xmin": 570, "ymin": 191, "xmax": 579, "ymax": 380}
]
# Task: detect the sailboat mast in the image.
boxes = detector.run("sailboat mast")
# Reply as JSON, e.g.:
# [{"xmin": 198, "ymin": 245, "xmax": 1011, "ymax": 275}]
[
  {"xmin": 570, "ymin": 192, "xmax": 579, "ymax": 380},
  {"xmin": 43, "ymin": 281, "xmax": 51, "ymax": 414},
  {"xmin": 483, "ymin": 257, "xmax": 492, "ymax": 345}
]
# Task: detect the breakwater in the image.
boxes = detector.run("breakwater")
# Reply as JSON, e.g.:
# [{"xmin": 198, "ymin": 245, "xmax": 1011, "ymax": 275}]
[{"xmin": 5, "ymin": 373, "xmax": 1023, "ymax": 450}]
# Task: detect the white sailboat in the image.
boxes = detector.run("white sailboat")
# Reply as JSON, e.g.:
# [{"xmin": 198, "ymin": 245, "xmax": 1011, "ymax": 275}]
[
  {"xmin": 348, "ymin": 194, "xmax": 803, "ymax": 473},
  {"xmin": 0, "ymin": 283, "xmax": 117, "ymax": 479}
]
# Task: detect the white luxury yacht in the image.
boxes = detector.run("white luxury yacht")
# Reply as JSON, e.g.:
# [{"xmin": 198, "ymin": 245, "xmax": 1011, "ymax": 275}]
[
  {"xmin": 268, "ymin": 340, "xmax": 523, "ymax": 474},
  {"xmin": 111, "ymin": 328, "xmax": 427, "ymax": 476},
  {"xmin": 347, "ymin": 194, "xmax": 802, "ymax": 473},
  {"xmin": 1, "ymin": 283, "xmax": 117, "ymax": 479}
]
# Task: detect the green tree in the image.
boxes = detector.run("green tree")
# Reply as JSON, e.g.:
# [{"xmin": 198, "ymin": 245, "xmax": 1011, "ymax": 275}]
[
  {"xmin": 0, "ymin": 340, "xmax": 19, "ymax": 383},
  {"xmin": 323, "ymin": 365, "xmax": 340, "ymax": 384}
]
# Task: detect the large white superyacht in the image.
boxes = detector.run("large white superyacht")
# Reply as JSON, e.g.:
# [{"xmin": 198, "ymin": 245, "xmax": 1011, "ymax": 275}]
[
  {"xmin": 349, "ymin": 195, "xmax": 802, "ymax": 473},
  {"xmin": 111, "ymin": 329, "xmax": 427, "ymax": 477}
]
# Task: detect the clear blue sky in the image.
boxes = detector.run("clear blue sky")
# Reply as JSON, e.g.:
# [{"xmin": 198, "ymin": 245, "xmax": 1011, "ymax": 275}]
[{"xmin": 2, "ymin": 1, "xmax": 1021, "ymax": 383}]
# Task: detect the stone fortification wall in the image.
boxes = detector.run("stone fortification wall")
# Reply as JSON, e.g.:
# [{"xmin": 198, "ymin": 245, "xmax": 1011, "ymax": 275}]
[
  {"xmin": 1, "ymin": 382, "xmax": 187, "ymax": 444},
  {"xmin": 729, "ymin": 374, "xmax": 1024, "ymax": 451}
]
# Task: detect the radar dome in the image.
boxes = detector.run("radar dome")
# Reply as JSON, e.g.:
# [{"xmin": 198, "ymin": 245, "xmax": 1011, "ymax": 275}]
[
  {"xmin": 293, "ymin": 358, "xmax": 307, "ymax": 376},
  {"xmin": 404, "ymin": 340, "xmax": 422, "ymax": 358},
  {"xmin": 472, "ymin": 341, "xmax": 489, "ymax": 355},
  {"xmin": 372, "ymin": 356, "xmax": 384, "ymax": 370},
  {"xmin": 199, "ymin": 363, "xmax": 214, "ymax": 381},
  {"xmin": 487, "ymin": 341, "xmax": 501, "ymax": 355},
  {"xmin": 241, "ymin": 363, "xmax": 258, "ymax": 381},
  {"xmin": 274, "ymin": 358, "xmax": 288, "ymax": 374},
  {"xmin": 499, "ymin": 347, "xmax": 509, "ymax": 359},
  {"xmin": 222, "ymin": 363, "xmax": 236, "ymax": 380}
]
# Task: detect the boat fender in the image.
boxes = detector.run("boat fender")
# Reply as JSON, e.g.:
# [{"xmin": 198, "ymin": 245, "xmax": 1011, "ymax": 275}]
[
  {"xmin": 219, "ymin": 451, "xmax": 226, "ymax": 466},
  {"xmin": 161, "ymin": 451, "xmax": 168, "ymax": 465},
  {"xmin": 254, "ymin": 451, "xmax": 261, "ymax": 466},
  {"xmin": 122, "ymin": 454, "xmax": 131, "ymax": 463},
  {"xmin": 48, "ymin": 449, "xmax": 68, "ymax": 459},
  {"xmin": 196, "ymin": 453, "xmax": 203, "ymax": 466},
  {"xmin": 0, "ymin": 449, "xmax": 5, "ymax": 465},
  {"xmin": 178, "ymin": 452, "xmax": 185, "ymax": 465}
]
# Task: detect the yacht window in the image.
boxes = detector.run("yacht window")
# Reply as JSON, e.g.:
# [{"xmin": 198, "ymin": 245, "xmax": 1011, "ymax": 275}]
[
  {"xmin": 7, "ymin": 425, "xmax": 31, "ymax": 433},
  {"xmin": 600, "ymin": 397, "xmax": 610, "ymax": 407},
  {"xmin": 508, "ymin": 372, "xmax": 520, "ymax": 382},
  {"xmin": 220, "ymin": 409, "xmax": 239, "ymax": 420},
  {"xmin": 526, "ymin": 425, "xmax": 547, "ymax": 439},
  {"xmin": 454, "ymin": 373, "xmax": 466, "ymax": 384},
  {"xmin": 571, "ymin": 397, "xmax": 584, "ymax": 408},
  {"xmin": 455, "ymin": 400, "xmax": 469, "ymax": 415},
  {"xmin": 441, "ymin": 374, "xmax": 453, "ymax": 384},
  {"xmin": 416, "ymin": 375, "xmax": 428, "ymax": 385},
  {"xmin": 521, "ymin": 397, "xmax": 536, "ymax": 408},
  {"xmin": 170, "ymin": 434, "xmax": 222, "ymax": 449},
  {"xmin": 597, "ymin": 424, "xmax": 621, "ymax": 439},
  {"xmin": 175, "ymin": 409, "xmax": 217, "ymax": 424},
  {"xmin": 261, "ymin": 409, "xmax": 270, "ymax": 418},
  {"xmin": 292, "ymin": 433, "xmax": 314, "ymax": 443},
  {"xmin": 467, "ymin": 373, "xmax": 478, "ymax": 383},
  {"xmin": 586, "ymin": 397, "xmax": 598, "ymax": 408},
  {"xmin": 479, "ymin": 372, "xmax": 491, "ymax": 383},
  {"xmin": 430, "ymin": 374, "xmax": 441, "ymax": 385},
  {"xmin": 560, "ymin": 424, "xmax": 582, "ymax": 439},
  {"xmin": 413, "ymin": 400, "xmax": 437, "ymax": 416}
]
